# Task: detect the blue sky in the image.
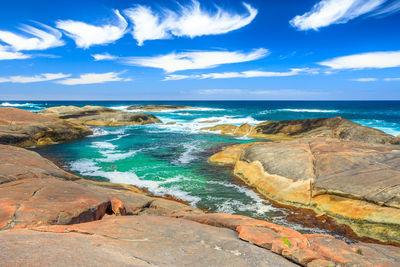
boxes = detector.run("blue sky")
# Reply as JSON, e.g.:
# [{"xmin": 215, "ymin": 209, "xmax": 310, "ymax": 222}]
[{"xmin": 0, "ymin": 0, "xmax": 399, "ymax": 100}]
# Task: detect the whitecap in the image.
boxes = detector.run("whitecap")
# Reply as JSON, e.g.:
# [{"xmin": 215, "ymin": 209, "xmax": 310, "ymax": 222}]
[{"xmin": 0, "ymin": 102, "xmax": 39, "ymax": 108}]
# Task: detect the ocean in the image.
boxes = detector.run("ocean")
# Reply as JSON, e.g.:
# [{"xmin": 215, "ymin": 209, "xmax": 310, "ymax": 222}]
[{"xmin": 3, "ymin": 100, "xmax": 400, "ymax": 238}]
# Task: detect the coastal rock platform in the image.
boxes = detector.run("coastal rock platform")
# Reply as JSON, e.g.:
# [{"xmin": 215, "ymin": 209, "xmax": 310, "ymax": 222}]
[
  {"xmin": 0, "ymin": 107, "xmax": 92, "ymax": 147},
  {"xmin": 202, "ymin": 117, "xmax": 400, "ymax": 145},
  {"xmin": 39, "ymin": 105, "xmax": 161, "ymax": 126},
  {"xmin": 1, "ymin": 143, "xmax": 400, "ymax": 266},
  {"xmin": 127, "ymin": 104, "xmax": 191, "ymax": 111},
  {"xmin": 210, "ymin": 137, "xmax": 400, "ymax": 243}
]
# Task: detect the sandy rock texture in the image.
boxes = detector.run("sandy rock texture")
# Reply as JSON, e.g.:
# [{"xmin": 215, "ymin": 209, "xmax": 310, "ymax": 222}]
[
  {"xmin": 127, "ymin": 104, "xmax": 191, "ymax": 111},
  {"xmin": 202, "ymin": 117, "xmax": 400, "ymax": 145},
  {"xmin": 39, "ymin": 105, "xmax": 161, "ymax": 126},
  {"xmin": 210, "ymin": 137, "xmax": 400, "ymax": 243},
  {"xmin": 1, "ymin": 143, "xmax": 400, "ymax": 266},
  {"xmin": 0, "ymin": 107, "xmax": 92, "ymax": 147}
]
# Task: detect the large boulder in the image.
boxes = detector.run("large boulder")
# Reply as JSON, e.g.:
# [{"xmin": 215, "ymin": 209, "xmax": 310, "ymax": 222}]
[
  {"xmin": 39, "ymin": 105, "xmax": 161, "ymax": 126},
  {"xmin": 127, "ymin": 104, "xmax": 190, "ymax": 111},
  {"xmin": 0, "ymin": 107, "xmax": 92, "ymax": 147},
  {"xmin": 210, "ymin": 138, "xmax": 400, "ymax": 243},
  {"xmin": 202, "ymin": 117, "xmax": 400, "ymax": 145}
]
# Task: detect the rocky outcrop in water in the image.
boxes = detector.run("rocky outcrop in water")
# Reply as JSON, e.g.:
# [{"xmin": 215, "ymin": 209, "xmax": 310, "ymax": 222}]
[
  {"xmin": 210, "ymin": 137, "xmax": 400, "ymax": 243},
  {"xmin": 39, "ymin": 105, "xmax": 162, "ymax": 126},
  {"xmin": 127, "ymin": 104, "xmax": 190, "ymax": 111},
  {"xmin": 202, "ymin": 117, "xmax": 400, "ymax": 145},
  {"xmin": 0, "ymin": 107, "xmax": 92, "ymax": 147},
  {"xmin": 2, "ymin": 143, "xmax": 400, "ymax": 266}
]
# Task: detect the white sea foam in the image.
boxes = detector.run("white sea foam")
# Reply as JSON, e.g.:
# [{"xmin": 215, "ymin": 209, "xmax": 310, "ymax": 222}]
[
  {"xmin": 173, "ymin": 140, "xmax": 205, "ymax": 165},
  {"xmin": 88, "ymin": 127, "xmax": 127, "ymax": 138},
  {"xmin": 0, "ymin": 102, "xmax": 39, "ymax": 107},
  {"xmin": 91, "ymin": 141, "xmax": 117, "ymax": 150},
  {"xmin": 69, "ymin": 159, "xmax": 201, "ymax": 205},
  {"xmin": 207, "ymin": 180, "xmax": 276, "ymax": 215},
  {"xmin": 353, "ymin": 119, "xmax": 400, "ymax": 136},
  {"xmin": 277, "ymin": 108, "xmax": 339, "ymax": 113}
]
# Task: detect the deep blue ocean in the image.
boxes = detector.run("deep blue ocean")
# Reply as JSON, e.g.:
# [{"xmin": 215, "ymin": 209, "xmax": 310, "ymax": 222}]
[{"xmin": 3, "ymin": 100, "xmax": 400, "ymax": 238}]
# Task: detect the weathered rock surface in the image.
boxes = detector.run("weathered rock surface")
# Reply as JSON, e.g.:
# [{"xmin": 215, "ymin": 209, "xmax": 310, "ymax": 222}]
[
  {"xmin": 0, "ymin": 107, "xmax": 92, "ymax": 147},
  {"xmin": 1, "ymin": 144, "xmax": 400, "ymax": 266},
  {"xmin": 0, "ymin": 144, "xmax": 78, "ymax": 184},
  {"xmin": 0, "ymin": 216, "xmax": 297, "ymax": 267},
  {"xmin": 127, "ymin": 104, "xmax": 190, "ymax": 111},
  {"xmin": 39, "ymin": 105, "xmax": 161, "ymax": 126},
  {"xmin": 210, "ymin": 138, "xmax": 400, "ymax": 242},
  {"xmin": 202, "ymin": 117, "xmax": 400, "ymax": 145}
]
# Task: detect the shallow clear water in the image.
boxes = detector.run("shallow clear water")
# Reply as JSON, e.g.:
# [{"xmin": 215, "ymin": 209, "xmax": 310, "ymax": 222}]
[{"xmin": 4, "ymin": 100, "xmax": 400, "ymax": 237}]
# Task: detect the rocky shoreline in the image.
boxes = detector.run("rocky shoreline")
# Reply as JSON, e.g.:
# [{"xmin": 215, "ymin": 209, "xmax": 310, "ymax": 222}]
[
  {"xmin": 1, "ymin": 106, "xmax": 400, "ymax": 266},
  {"xmin": 209, "ymin": 121, "xmax": 400, "ymax": 244}
]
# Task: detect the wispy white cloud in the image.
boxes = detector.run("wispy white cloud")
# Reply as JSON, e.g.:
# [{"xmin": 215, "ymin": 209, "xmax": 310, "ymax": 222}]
[
  {"xmin": 57, "ymin": 72, "xmax": 131, "ymax": 85},
  {"xmin": 121, "ymin": 48, "xmax": 268, "ymax": 73},
  {"xmin": 92, "ymin": 53, "xmax": 118, "ymax": 61},
  {"xmin": 0, "ymin": 45, "xmax": 30, "ymax": 60},
  {"xmin": 0, "ymin": 73, "xmax": 70, "ymax": 83},
  {"xmin": 290, "ymin": 0, "xmax": 386, "ymax": 30},
  {"xmin": 164, "ymin": 68, "xmax": 314, "ymax": 81},
  {"xmin": 0, "ymin": 22, "xmax": 64, "ymax": 51},
  {"xmin": 319, "ymin": 51, "xmax": 400, "ymax": 69},
  {"xmin": 124, "ymin": 1, "xmax": 257, "ymax": 46},
  {"xmin": 56, "ymin": 10, "xmax": 128, "ymax": 48},
  {"xmin": 373, "ymin": 0, "xmax": 400, "ymax": 16},
  {"xmin": 384, "ymin": 77, "xmax": 400, "ymax": 81},
  {"xmin": 351, "ymin": 78, "xmax": 377, "ymax": 82}
]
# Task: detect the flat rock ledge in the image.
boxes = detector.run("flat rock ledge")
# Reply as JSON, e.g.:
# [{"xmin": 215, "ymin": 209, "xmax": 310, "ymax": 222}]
[
  {"xmin": 201, "ymin": 117, "xmax": 400, "ymax": 145},
  {"xmin": 1, "ymin": 144, "xmax": 400, "ymax": 266},
  {"xmin": 127, "ymin": 104, "xmax": 191, "ymax": 111},
  {"xmin": 210, "ymin": 137, "xmax": 400, "ymax": 243},
  {"xmin": 0, "ymin": 107, "xmax": 92, "ymax": 147},
  {"xmin": 39, "ymin": 105, "xmax": 162, "ymax": 126}
]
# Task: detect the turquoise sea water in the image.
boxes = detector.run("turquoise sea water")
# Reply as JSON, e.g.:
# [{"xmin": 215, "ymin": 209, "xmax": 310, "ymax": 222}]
[{"xmin": 4, "ymin": 100, "xmax": 400, "ymax": 237}]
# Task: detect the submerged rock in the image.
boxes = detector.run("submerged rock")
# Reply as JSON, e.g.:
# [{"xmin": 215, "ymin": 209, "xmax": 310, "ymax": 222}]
[
  {"xmin": 0, "ymin": 107, "xmax": 92, "ymax": 147},
  {"xmin": 39, "ymin": 105, "xmax": 162, "ymax": 126},
  {"xmin": 202, "ymin": 117, "xmax": 400, "ymax": 145},
  {"xmin": 127, "ymin": 104, "xmax": 190, "ymax": 111},
  {"xmin": 210, "ymin": 137, "xmax": 400, "ymax": 243}
]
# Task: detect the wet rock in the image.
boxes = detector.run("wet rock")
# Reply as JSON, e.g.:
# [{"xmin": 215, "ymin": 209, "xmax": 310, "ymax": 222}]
[
  {"xmin": 39, "ymin": 105, "xmax": 161, "ymax": 126},
  {"xmin": 0, "ymin": 107, "xmax": 92, "ymax": 147}
]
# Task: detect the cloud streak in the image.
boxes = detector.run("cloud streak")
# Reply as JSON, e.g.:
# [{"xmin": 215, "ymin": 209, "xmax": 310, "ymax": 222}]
[
  {"xmin": 120, "ymin": 48, "xmax": 268, "ymax": 73},
  {"xmin": 0, "ymin": 45, "xmax": 30, "ymax": 60},
  {"xmin": 56, "ymin": 10, "xmax": 128, "ymax": 48},
  {"xmin": 0, "ymin": 73, "xmax": 70, "ymax": 83},
  {"xmin": 124, "ymin": 1, "xmax": 257, "ymax": 45},
  {"xmin": 164, "ymin": 68, "xmax": 314, "ymax": 80},
  {"xmin": 0, "ymin": 22, "xmax": 64, "ymax": 51},
  {"xmin": 57, "ymin": 72, "xmax": 131, "ymax": 85},
  {"xmin": 319, "ymin": 51, "xmax": 400, "ymax": 69},
  {"xmin": 290, "ymin": 0, "xmax": 393, "ymax": 30},
  {"xmin": 351, "ymin": 78, "xmax": 378, "ymax": 82}
]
